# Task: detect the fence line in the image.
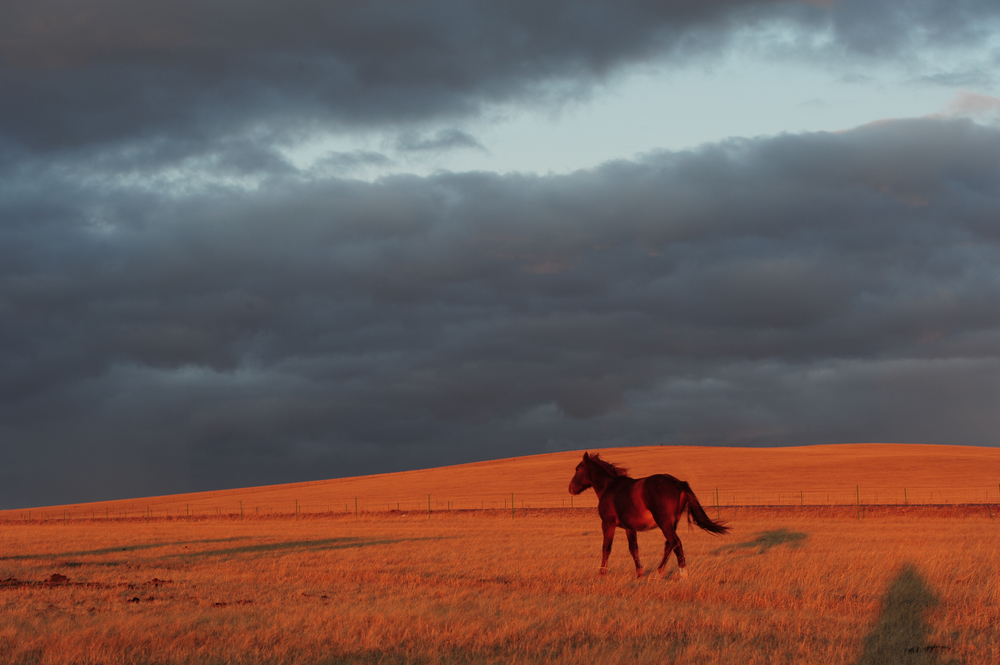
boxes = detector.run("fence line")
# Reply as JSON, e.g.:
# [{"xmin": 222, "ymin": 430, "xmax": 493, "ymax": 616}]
[{"xmin": 6, "ymin": 485, "xmax": 999, "ymax": 524}]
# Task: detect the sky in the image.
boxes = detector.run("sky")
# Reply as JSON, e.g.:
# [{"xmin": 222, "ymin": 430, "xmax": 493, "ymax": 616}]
[{"xmin": 2, "ymin": 0, "xmax": 1000, "ymax": 509}]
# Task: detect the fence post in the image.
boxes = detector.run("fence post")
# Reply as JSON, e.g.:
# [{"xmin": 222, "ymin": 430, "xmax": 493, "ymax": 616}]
[
  {"xmin": 856, "ymin": 486, "xmax": 861, "ymax": 521},
  {"xmin": 511, "ymin": 493, "xmax": 515, "ymax": 519}
]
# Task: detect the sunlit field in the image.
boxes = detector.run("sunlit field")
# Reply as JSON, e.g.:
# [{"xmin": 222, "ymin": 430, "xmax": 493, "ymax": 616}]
[
  {"xmin": 2, "ymin": 444, "xmax": 998, "ymax": 664},
  {"xmin": 1, "ymin": 508, "xmax": 998, "ymax": 664},
  {"xmin": 3, "ymin": 444, "xmax": 998, "ymax": 523}
]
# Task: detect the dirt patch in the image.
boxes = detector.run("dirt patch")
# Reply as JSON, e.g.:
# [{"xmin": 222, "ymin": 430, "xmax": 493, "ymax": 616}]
[{"xmin": 0, "ymin": 575, "xmax": 171, "ymax": 591}]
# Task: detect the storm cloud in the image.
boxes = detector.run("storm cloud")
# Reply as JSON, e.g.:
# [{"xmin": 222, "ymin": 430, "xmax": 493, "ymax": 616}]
[
  {"xmin": 2, "ymin": 0, "xmax": 998, "ymax": 160},
  {"xmin": 3, "ymin": 113, "xmax": 1000, "ymax": 506},
  {"xmin": 2, "ymin": 0, "xmax": 1000, "ymax": 508}
]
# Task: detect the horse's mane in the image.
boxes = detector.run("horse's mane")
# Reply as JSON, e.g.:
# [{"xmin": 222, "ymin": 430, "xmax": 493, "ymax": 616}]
[{"xmin": 587, "ymin": 453, "xmax": 630, "ymax": 478}]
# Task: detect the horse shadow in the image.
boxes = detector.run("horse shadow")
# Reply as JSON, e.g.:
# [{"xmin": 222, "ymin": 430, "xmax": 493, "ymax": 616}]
[
  {"xmin": 713, "ymin": 529, "xmax": 808, "ymax": 555},
  {"xmin": 856, "ymin": 565, "xmax": 959, "ymax": 665}
]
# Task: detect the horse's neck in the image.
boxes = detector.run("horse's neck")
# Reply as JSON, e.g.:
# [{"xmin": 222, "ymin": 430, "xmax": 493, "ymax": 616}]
[{"xmin": 586, "ymin": 464, "xmax": 617, "ymax": 495}]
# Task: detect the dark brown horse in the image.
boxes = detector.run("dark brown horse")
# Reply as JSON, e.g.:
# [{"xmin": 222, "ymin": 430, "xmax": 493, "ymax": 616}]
[{"xmin": 569, "ymin": 452, "xmax": 729, "ymax": 578}]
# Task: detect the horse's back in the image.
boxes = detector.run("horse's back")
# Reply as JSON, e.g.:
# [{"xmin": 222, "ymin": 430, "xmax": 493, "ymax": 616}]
[{"xmin": 642, "ymin": 473, "xmax": 685, "ymax": 495}]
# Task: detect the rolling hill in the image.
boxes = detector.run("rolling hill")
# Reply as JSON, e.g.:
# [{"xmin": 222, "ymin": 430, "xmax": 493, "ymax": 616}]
[{"xmin": 4, "ymin": 443, "xmax": 999, "ymax": 521}]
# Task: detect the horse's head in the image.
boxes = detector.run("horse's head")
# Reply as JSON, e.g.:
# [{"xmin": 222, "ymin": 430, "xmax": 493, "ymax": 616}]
[{"xmin": 568, "ymin": 453, "xmax": 593, "ymax": 495}]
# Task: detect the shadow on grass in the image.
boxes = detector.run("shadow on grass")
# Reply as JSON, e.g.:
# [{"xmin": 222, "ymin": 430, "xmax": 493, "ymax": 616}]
[
  {"xmin": 856, "ymin": 565, "xmax": 960, "ymax": 665},
  {"xmin": 2, "ymin": 535, "xmax": 449, "ymax": 568},
  {"xmin": 172, "ymin": 536, "xmax": 449, "ymax": 561},
  {"xmin": 714, "ymin": 529, "xmax": 808, "ymax": 555},
  {"xmin": 0, "ymin": 537, "xmax": 253, "ymax": 562}
]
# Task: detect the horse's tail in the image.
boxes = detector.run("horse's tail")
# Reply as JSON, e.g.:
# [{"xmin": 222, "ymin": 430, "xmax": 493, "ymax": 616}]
[{"xmin": 680, "ymin": 482, "xmax": 730, "ymax": 535}]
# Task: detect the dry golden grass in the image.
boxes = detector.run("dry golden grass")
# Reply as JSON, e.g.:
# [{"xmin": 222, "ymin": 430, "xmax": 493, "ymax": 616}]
[
  {"xmin": 1, "ymin": 508, "xmax": 998, "ymax": 664},
  {"xmin": 3, "ymin": 444, "xmax": 998, "ymax": 523},
  {"xmin": 1, "ymin": 444, "xmax": 998, "ymax": 663}
]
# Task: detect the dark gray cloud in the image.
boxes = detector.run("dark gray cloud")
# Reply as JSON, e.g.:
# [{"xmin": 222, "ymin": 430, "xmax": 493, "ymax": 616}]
[
  {"xmin": 2, "ymin": 116, "xmax": 999, "ymax": 508},
  {"xmin": 3, "ymin": 0, "xmax": 999, "ymax": 508},
  {"xmin": 1, "ymin": 0, "xmax": 997, "ymax": 162}
]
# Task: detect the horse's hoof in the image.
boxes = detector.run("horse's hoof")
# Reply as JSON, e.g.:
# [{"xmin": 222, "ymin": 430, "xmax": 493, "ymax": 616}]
[
  {"xmin": 678, "ymin": 568, "xmax": 688, "ymax": 579},
  {"xmin": 599, "ymin": 568, "xmax": 608, "ymax": 576}
]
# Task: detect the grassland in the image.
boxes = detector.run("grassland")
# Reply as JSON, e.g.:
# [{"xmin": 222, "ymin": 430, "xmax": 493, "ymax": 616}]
[
  {"xmin": 3, "ymin": 444, "xmax": 999, "ymax": 524},
  {"xmin": 1, "ymin": 508, "xmax": 998, "ymax": 664},
  {"xmin": 1, "ymin": 444, "xmax": 998, "ymax": 663}
]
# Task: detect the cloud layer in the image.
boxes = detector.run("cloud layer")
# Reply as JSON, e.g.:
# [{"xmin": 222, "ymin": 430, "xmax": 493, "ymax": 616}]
[
  {"xmin": 3, "ymin": 114, "xmax": 999, "ymax": 507},
  {"xmin": 3, "ymin": 0, "xmax": 1000, "ymax": 507},
  {"xmin": 2, "ymin": 0, "xmax": 998, "ymax": 160}
]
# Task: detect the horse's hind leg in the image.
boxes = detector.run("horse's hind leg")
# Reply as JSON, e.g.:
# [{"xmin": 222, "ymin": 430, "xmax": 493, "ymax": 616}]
[
  {"xmin": 648, "ymin": 489, "xmax": 689, "ymax": 579},
  {"xmin": 599, "ymin": 522, "xmax": 616, "ymax": 576},
  {"xmin": 626, "ymin": 529, "xmax": 643, "ymax": 578},
  {"xmin": 673, "ymin": 538, "xmax": 688, "ymax": 578},
  {"xmin": 656, "ymin": 529, "xmax": 686, "ymax": 578}
]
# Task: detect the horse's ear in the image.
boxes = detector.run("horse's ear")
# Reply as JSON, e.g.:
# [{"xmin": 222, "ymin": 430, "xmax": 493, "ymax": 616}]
[{"xmin": 582, "ymin": 452, "xmax": 590, "ymax": 461}]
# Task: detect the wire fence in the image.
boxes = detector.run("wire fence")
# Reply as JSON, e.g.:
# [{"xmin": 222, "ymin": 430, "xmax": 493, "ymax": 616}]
[{"xmin": 5, "ymin": 484, "xmax": 1000, "ymax": 524}]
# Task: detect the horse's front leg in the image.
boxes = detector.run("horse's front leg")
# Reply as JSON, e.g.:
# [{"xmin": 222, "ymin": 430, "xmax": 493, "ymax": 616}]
[
  {"xmin": 599, "ymin": 522, "xmax": 616, "ymax": 575},
  {"xmin": 626, "ymin": 529, "xmax": 643, "ymax": 578}
]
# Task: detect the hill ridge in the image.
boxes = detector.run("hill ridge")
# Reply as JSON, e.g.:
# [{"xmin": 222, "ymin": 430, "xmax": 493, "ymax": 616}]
[{"xmin": 3, "ymin": 443, "xmax": 998, "ymax": 519}]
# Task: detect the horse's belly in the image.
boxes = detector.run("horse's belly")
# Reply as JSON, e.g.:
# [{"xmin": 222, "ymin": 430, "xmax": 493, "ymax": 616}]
[{"xmin": 623, "ymin": 510, "xmax": 657, "ymax": 531}]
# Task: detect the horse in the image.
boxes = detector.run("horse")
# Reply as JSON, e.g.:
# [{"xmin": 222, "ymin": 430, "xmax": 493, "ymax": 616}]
[{"xmin": 568, "ymin": 452, "xmax": 729, "ymax": 578}]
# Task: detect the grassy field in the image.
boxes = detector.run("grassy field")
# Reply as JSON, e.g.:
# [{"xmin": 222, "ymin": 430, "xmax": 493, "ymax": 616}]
[
  {"xmin": 2, "ymin": 444, "xmax": 998, "ymax": 663},
  {"xmin": 3, "ymin": 444, "xmax": 999, "ymax": 524},
  {"xmin": 1, "ymin": 506, "xmax": 998, "ymax": 664}
]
